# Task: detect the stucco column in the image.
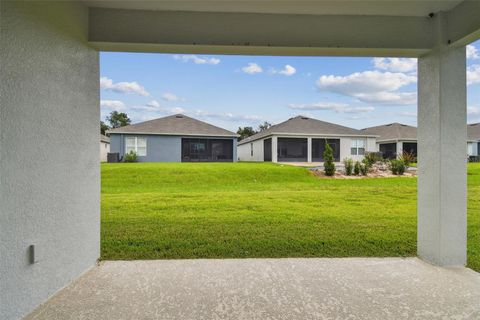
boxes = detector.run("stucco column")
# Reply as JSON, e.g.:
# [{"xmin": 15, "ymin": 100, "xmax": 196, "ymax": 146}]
[
  {"xmin": 417, "ymin": 39, "xmax": 467, "ymax": 266},
  {"xmin": 396, "ymin": 141, "xmax": 403, "ymax": 158},
  {"xmin": 272, "ymin": 136, "xmax": 278, "ymax": 163},
  {"xmin": 307, "ymin": 137, "xmax": 312, "ymax": 163}
]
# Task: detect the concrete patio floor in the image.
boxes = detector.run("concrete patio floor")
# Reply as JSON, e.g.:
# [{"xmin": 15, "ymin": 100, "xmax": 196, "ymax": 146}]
[{"xmin": 26, "ymin": 258, "xmax": 480, "ymax": 320}]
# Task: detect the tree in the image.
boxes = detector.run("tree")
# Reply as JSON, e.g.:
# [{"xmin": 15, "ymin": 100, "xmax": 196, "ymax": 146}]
[
  {"xmin": 258, "ymin": 121, "xmax": 272, "ymax": 132},
  {"xmin": 106, "ymin": 111, "xmax": 131, "ymax": 129},
  {"xmin": 323, "ymin": 141, "xmax": 336, "ymax": 176},
  {"xmin": 237, "ymin": 126, "xmax": 257, "ymax": 141},
  {"xmin": 100, "ymin": 121, "xmax": 110, "ymax": 135}
]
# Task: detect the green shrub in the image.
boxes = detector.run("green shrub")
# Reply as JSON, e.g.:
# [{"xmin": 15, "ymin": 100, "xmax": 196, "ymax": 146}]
[
  {"xmin": 399, "ymin": 151, "xmax": 416, "ymax": 167},
  {"xmin": 360, "ymin": 163, "xmax": 368, "ymax": 176},
  {"xmin": 123, "ymin": 151, "xmax": 138, "ymax": 163},
  {"xmin": 343, "ymin": 158, "xmax": 354, "ymax": 176},
  {"xmin": 354, "ymin": 161, "xmax": 361, "ymax": 176},
  {"xmin": 323, "ymin": 142, "xmax": 336, "ymax": 176},
  {"xmin": 390, "ymin": 159, "xmax": 406, "ymax": 175},
  {"xmin": 363, "ymin": 152, "xmax": 381, "ymax": 167}
]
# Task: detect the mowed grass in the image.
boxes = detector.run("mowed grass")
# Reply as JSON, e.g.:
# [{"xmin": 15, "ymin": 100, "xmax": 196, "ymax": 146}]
[{"xmin": 101, "ymin": 162, "xmax": 480, "ymax": 271}]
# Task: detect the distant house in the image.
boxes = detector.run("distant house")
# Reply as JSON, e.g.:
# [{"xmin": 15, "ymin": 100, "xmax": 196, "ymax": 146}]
[
  {"xmin": 362, "ymin": 122, "xmax": 480, "ymax": 159},
  {"xmin": 100, "ymin": 134, "xmax": 110, "ymax": 162},
  {"xmin": 361, "ymin": 123, "xmax": 418, "ymax": 159},
  {"xmin": 108, "ymin": 114, "xmax": 238, "ymax": 162},
  {"xmin": 237, "ymin": 116, "xmax": 377, "ymax": 163},
  {"xmin": 468, "ymin": 123, "xmax": 480, "ymax": 157}
]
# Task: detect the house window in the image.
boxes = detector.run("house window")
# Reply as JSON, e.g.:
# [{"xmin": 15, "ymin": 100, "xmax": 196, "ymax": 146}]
[
  {"xmin": 351, "ymin": 139, "xmax": 365, "ymax": 156},
  {"xmin": 125, "ymin": 137, "xmax": 147, "ymax": 156},
  {"xmin": 251, "ymin": 143, "xmax": 253, "ymax": 156},
  {"xmin": 467, "ymin": 142, "xmax": 474, "ymax": 156}
]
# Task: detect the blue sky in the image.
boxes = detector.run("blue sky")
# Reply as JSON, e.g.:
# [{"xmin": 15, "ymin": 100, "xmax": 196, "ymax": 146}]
[{"xmin": 100, "ymin": 40, "xmax": 480, "ymax": 131}]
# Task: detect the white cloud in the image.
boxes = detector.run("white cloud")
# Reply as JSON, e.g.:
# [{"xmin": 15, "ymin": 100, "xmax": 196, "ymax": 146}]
[
  {"xmin": 161, "ymin": 92, "xmax": 184, "ymax": 102},
  {"xmin": 173, "ymin": 55, "xmax": 220, "ymax": 65},
  {"xmin": 343, "ymin": 106, "xmax": 375, "ymax": 114},
  {"xmin": 100, "ymin": 77, "xmax": 149, "ymax": 96},
  {"xmin": 274, "ymin": 64, "xmax": 296, "ymax": 76},
  {"xmin": 397, "ymin": 111, "xmax": 417, "ymax": 118},
  {"xmin": 171, "ymin": 107, "xmax": 186, "ymax": 114},
  {"xmin": 147, "ymin": 100, "xmax": 161, "ymax": 108},
  {"xmin": 467, "ymin": 64, "xmax": 480, "ymax": 85},
  {"xmin": 288, "ymin": 102, "xmax": 348, "ymax": 111},
  {"xmin": 354, "ymin": 91, "xmax": 417, "ymax": 105},
  {"xmin": 467, "ymin": 45, "xmax": 479, "ymax": 60},
  {"xmin": 193, "ymin": 110, "xmax": 262, "ymax": 122},
  {"xmin": 317, "ymin": 71, "xmax": 417, "ymax": 105},
  {"xmin": 288, "ymin": 102, "xmax": 374, "ymax": 114},
  {"xmin": 468, "ymin": 106, "xmax": 480, "ymax": 116},
  {"xmin": 242, "ymin": 63, "xmax": 263, "ymax": 74},
  {"xmin": 100, "ymin": 100, "xmax": 126, "ymax": 110},
  {"xmin": 373, "ymin": 58, "xmax": 417, "ymax": 73}
]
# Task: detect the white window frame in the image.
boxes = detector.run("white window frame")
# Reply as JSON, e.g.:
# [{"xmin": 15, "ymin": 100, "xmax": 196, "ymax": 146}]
[
  {"xmin": 125, "ymin": 137, "xmax": 147, "ymax": 156},
  {"xmin": 467, "ymin": 142, "xmax": 474, "ymax": 156},
  {"xmin": 351, "ymin": 139, "xmax": 365, "ymax": 156}
]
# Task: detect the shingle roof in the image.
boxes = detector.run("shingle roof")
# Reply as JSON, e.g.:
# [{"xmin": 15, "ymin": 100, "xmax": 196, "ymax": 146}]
[
  {"xmin": 107, "ymin": 114, "xmax": 238, "ymax": 137},
  {"xmin": 362, "ymin": 122, "xmax": 480, "ymax": 142},
  {"xmin": 468, "ymin": 123, "xmax": 480, "ymax": 141},
  {"xmin": 238, "ymin": 116, "xmax": 374, "ymax": 145},
  {"xmin": 361, "ymin": 123, "xmax": 417, "ymax": 142},
  {"xmin": 100, "ymin": 134, "xmax": 110, "ymax": 143}
]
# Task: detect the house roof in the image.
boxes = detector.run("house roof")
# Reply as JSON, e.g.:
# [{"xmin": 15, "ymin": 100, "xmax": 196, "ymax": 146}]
[
  {"xmin": 362, "ymin": 122, "xmax": 480, "ymax": 142},
  {"xmin": 468, "ymin": 123, "xmax": 480, "ymax": 141},
  {"xmin": 238, "ymin": 116, "xmax": 375, "ymax": 145},
  {"xmin": 361, "ymin": 123, "xmax": 417, "ymax": 142},
  {"xmin": 100, "ymin": 134, "xmax": 110, "ymax": 143},
  {"xmin": 107, "ymin": 114, "xmax": 238, "ymax": 137}
]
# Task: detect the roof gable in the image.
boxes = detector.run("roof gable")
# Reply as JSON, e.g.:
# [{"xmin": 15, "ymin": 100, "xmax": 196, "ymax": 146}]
[
  {"xmin": 362, "ymin": 123, "xmax": 417, "ymax": 142},
  {"xmin": 239, "ymin": 116, "xmax": 372, "ymax": 144},
  {"xmin": 107, "ymin": 114, "xmax": 237, "ymax": 137}
]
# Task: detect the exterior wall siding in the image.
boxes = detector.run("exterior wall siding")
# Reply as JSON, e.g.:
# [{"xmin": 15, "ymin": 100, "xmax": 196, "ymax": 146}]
[
  {"xmin": 239, "ymin": 135, "xmax": 375, "ymax": 163},
  {"xmin": 238, "ymin": 138, "xmax": 264, "ymax": 161},
  {"xmin": 0, "ymin": 2, "xmax": 100, "ymax": 319},
  {"xmin": 100, "ymin": 142, "xmax": 110, "ymax": 162},
  {"xmin": 110, "ymin": 134, "xmax": 236, "ymax": 162}
]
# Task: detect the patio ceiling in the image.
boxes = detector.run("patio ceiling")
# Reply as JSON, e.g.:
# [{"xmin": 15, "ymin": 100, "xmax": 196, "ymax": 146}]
[
  {"xmin": 86, "ymin": 0, "xmax": 479, "ymax": 56},
  {"xmin": 83, "ymin": 0, "xmax": 462, "ymax": 16}
]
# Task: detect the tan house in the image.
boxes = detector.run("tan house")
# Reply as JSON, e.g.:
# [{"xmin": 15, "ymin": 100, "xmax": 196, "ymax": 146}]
[{"xmin": 100, "ymin": 134, "xmax": 110, "ymax": 162}]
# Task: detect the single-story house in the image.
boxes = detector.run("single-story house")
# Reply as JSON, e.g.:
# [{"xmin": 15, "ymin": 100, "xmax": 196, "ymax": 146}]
[
  {"xmin": 100, "ymin": 134, "xmax": 110, "ymax": 162},
  {"xmin": 361, "ymin": 123, "xmax": 418, "ymax": 159},
  {"xmin": 362, "ymin": 122, "xmax": 480, "ymax": 159},
  {"xmin": 467, "ymin": 123, "xmax": 480, "ymax": 157},
  {"xmin": 108, "ymin": 114, "xmax": 238, "ymax": 162},
  {"xmin": 237, "ymin": 116, "xmax": 377, "ymax": 163}
]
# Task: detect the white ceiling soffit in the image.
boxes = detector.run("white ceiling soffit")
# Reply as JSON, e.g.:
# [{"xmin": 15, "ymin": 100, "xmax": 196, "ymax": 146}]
[{"xmin": 83, "ymin": 0, "xmax": 463, "ymax": 17}]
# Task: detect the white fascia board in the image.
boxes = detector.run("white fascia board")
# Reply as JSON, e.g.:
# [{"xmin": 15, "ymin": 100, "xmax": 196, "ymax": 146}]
[
  {"xmin": 89, "ymin": 8, "xmax": 435, "ymax": 57},
  {"xmin": 108, "ymin": 132, "xmax": 238, "ymax": 138}
]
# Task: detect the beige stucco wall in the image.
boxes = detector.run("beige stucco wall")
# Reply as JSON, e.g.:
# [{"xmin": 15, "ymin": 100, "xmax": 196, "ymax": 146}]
[
  {"xmin": 100, "ymin": 141, "xmax": 110, "ymax": 162},
  {"xmin": 0, "ymin": 2, "xmax": 100, "ymax": 319},
  {"xmin": 238, "ymin": 138, "xmax": 265, "ymax": 161}
]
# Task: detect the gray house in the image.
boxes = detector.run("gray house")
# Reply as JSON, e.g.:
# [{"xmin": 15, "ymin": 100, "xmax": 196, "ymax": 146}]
[
  {"xmin": 237, "ymin": 116, "xmax": 377, "ymax": 163},
  {"xmin": 108, "ymin": 114, "xmax": 238, "ymax": 162},
  {"xmin": 468, "ymin": 123, "xmax": 480, "ymax": 157},
  {"xmin": 363, "ymin": 122, "xmax": 480, "ymax": 159},
  {"xmin": 361, "ymin": 123, "xmax": 418, "ymax": 159}
]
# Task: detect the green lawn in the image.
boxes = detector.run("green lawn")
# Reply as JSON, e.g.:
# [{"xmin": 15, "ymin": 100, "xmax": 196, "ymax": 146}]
[{"xmin": 101, "ymin": 162, "xmax": 480, "ymax": 271}]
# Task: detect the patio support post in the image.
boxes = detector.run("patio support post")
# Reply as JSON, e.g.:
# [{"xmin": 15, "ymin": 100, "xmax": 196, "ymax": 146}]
[
  {"xmin": 396, "ymin": 141, "xmax": 403, "ymax": 158},
  {"xmin": 307, "ymin": 138, "xmax": 312, "ymax": 163},
  {"xmin": 417, "ymin": 14, "xmax": 467, "ymax": 266},
  {"xmin": 272, "ymin": 136, "xmax": 278, "ymax": 163}
]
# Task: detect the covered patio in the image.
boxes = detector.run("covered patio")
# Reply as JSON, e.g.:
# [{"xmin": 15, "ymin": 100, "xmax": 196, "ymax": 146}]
[
  {"xmin": 2, "ymin": 1, "xmax": 480, "ymax": 319},
  {"xmin": 25, "ymin": 258, "xmax": 480, "ymax": 319}
]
